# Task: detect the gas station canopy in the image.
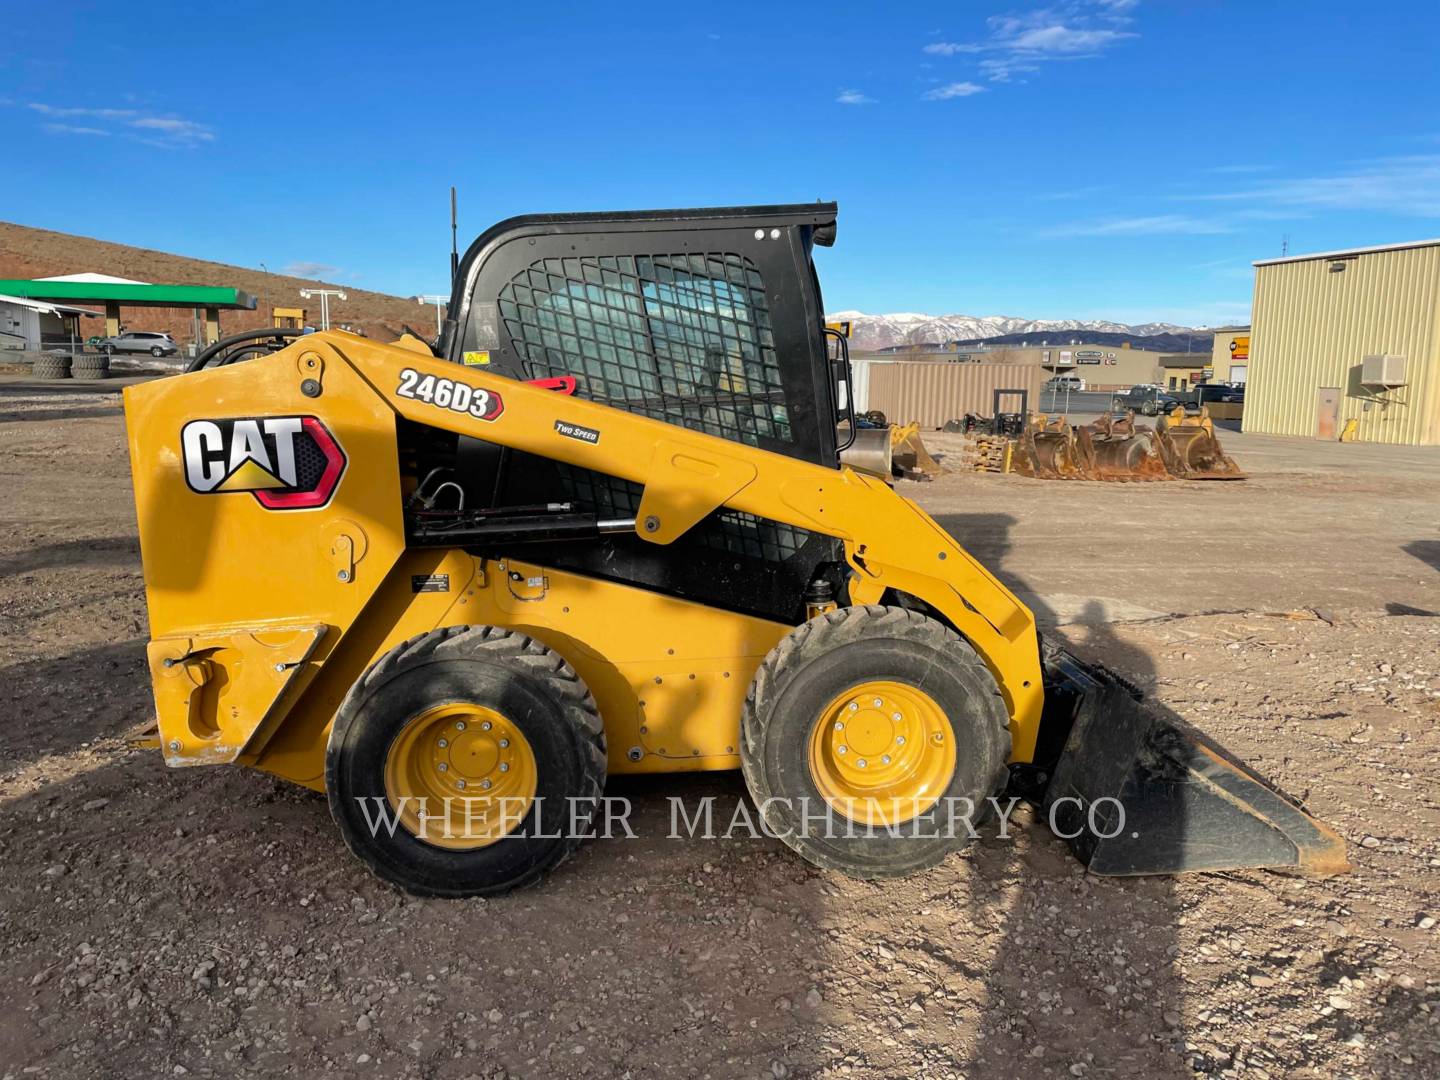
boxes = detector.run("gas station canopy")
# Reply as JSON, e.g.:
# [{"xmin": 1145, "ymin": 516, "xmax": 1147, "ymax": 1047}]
[{"xmin": 0, "ymin": 275, "xmax": 256, "ymax": 343}]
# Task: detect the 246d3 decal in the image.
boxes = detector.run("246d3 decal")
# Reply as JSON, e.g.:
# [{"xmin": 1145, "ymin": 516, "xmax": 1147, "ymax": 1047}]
[
  {"xmin": 396, "ymin": 368, "xmax": 504, "ymax": 421},
  {"xmin": 181, "ymin": 415, "xmax": 347, "ymax": 510}
]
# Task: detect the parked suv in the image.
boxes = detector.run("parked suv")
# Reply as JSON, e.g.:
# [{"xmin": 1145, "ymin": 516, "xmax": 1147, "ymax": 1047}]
[
  {"xmin": 98, "ymin": 331, "xmax": 178, "ymax": 357},
  {"xmin": 1117, "ymin": 384, "xmax": 1181, "ymax": 416},
  {"xmin": 1043, "ymin": 374, "xmax": 1087, "ymax": 393}
]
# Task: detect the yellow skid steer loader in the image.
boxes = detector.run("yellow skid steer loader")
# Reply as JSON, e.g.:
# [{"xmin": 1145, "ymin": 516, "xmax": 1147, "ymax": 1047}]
[{"xmin": 124, "ymin": 204, "xmax": 1344, "ymax": 896}]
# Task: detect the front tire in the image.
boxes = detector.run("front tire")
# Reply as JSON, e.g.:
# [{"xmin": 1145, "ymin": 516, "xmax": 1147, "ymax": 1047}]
[
  {"xmin": 741, "ymin": 605, "xmax": 1011, "ymax": 878},
  {"xmin": 150, "ymin": 346, "xmax": 164, "ymax": 357},
  {"xmin": 326, "ymin": 626, "xmax": 606, "ymax": 897}
]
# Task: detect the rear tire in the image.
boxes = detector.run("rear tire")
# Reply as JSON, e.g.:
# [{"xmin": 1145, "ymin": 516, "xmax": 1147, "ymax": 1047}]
[
  {"xmin": 741, "ymin": 605, "xmax": 1011, "ymax": 878},
  {"xmin": 326, "ymin": 626, "xmax": 606, "ymax": 897}
]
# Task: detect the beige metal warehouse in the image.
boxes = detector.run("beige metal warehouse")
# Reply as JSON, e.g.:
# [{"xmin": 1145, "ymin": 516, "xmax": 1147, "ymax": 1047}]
[{"xmin": 1245, "ymin": 240, "xmax": 1440, "ymax": 445}]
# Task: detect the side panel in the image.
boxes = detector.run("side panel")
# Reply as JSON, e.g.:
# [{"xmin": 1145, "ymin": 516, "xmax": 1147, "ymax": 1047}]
[{"xmin": 248, "ymin": 551, "xmax": 790, "ymax": 786}]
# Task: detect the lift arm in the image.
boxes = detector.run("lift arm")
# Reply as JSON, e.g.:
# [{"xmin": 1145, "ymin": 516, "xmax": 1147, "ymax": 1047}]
[{"xmin": 329, "ymin": 334, "xmax": 1050, "ymax": 760}]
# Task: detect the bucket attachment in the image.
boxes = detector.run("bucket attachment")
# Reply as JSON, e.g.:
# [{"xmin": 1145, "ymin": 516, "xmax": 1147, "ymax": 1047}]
[
  {"xmin": 1073, "ymin": 411, "xmax": 1171, "ymax": 482},
  {"xmin": 838, "ymin": 426, "xmax": 892, "ymax": 480},
  {"xmin": 1012, "ymin": 415, "xmax": 1085, "ymax": 480},
  {"xmin": 889, "ymin": 422, "xmax": 944, "ymax": 481},
  {"xmin": 1154, "ymin": 407, "xmax": 1245, "ymax": 480},
  {"xmin": 1034, "ymin": 646, "xmax": 1349, "ymax": 876}
]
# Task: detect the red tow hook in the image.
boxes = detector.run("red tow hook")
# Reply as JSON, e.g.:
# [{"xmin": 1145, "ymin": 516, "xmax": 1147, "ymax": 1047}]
[{"xmin": 527, "ymin": 376, "xmax": 577, "ymax": 395}]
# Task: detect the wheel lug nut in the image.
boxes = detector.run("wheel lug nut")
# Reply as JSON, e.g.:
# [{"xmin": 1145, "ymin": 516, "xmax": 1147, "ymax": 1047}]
[
  {"xmin": 872, "ymin": 698, "xmax": 882, "ymax": 707},
  {"xmin": 437, "ymin": 762, "xmax": 448, "ymax": 772},
  {"xmin": 857, "ymin": 759, "xmax": 868, "ymax": 768},
  {"xmin": 881, "ymin": 755, "xmax": 891, "ymax": 764},
  {"xmin": 833, "ymin": 721, "xmax": 844, "ymax": 731},
  {"xmin": 455, "ymin": 721, "xmax": 466, "ymax": 731},
  {"xmin": 499, "ymin": 738, "xmax": 509, "ymax": 748},
  {"xmin": 481, "ymin": 779, "xmax": 492, "ymax": 790},
  {"xmin": 437, "ymin": 738, "xmax": 448, "ymax": 748},
  {"xmin": 892, "ymin": 712, "xmax": 902, "ymax": 721},
  {"xmin": 481, "ymin": 721, "xmax": 492, "ymax": 731},
  {"xmin": 499, "ymin": 763, "xmax": 510, "ymax": 773},
  {"xmin": 896, "ymin": 736, "xmax": 906, "ymax": 746},
  {"xmin": 455, "ymin": 778, "xmax": 466, "ymax": 790},
  {"xmin": 933, "ymin": 732, "xmax": 944, "ymax": 743},
  {"xmin": 848, "ymin": 702, "xmax": 858, "ymax": 712},
  {"xmin": 837, "ymin": 745, "xmax": 848, "ymax": 755}
]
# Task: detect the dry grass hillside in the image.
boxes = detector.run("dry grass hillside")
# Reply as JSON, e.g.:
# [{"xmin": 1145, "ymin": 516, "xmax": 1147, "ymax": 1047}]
[{"xmin": 0, "ymin": 221, "xmax": 428, "ymax": 346}]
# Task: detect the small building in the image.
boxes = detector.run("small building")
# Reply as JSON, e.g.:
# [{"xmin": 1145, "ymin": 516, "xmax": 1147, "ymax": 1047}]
[
  {"xmin": 1158, "ymin": 354, "xmax": 1213, "ymax": 391},
  {"xmin": 1209, "ymin": 325, "xmax": 1251, "ymax": 384},
  {"xmin": 0, "ymin": 294, "xmax": 102, "ymax": 351},
  {"xmin": 1244, "ymin": 240, "xmax": 1440, "ymax": 444}
]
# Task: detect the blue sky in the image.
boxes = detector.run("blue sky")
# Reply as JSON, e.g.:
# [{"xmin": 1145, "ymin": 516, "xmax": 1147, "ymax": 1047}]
[{"xmin": 2, "ymin": 1, "xmax": 1437, "ymax": 326}]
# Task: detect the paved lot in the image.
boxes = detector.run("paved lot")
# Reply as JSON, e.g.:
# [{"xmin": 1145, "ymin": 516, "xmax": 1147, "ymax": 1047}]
[{"xmin": 1, "ymin": 390, "xmax": 1437, "ymax": 1079}]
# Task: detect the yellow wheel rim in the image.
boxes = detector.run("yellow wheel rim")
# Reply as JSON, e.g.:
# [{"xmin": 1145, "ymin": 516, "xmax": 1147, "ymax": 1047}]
[
  {"xmin": 806, "ymin": 680, "xmax": 956, "ymax": 826},
  {"xmin": 382, "ymin": 703, "xmax": 538, "ymax": 850}
]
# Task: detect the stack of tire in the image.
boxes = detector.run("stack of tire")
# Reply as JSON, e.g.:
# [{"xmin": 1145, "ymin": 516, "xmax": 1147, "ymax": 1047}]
[
  {"xmin": 72, "ymin": 354, "xmax": 110, "ymax": 381},
  {"xmin": 32, "ymin": 354, "xmax": 110, "ymax": 380}
]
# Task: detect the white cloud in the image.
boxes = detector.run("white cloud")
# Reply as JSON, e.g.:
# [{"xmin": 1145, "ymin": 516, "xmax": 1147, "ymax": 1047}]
[
  {"xmin": 28, "ymin": 103, "xmax": 137, "ymax": 119},
  {"xmin": 922, "ymin": 81, "xmax": 986, "ymax": 101},
  {"xmin": 42, "ymin": 123, "xmax": 110, "ymax": 137},
  {"xmin": 1195, "ymin": 155, "xmax": 1440, "ymax": 217},
  {"xmin": 836, "ymin": 89, "xmax": 876, "ymax": 105},
  {"xmin": 1008, "ymin": 25, "xmax": 1132, "ymax": 52},
  {"xmin": 130, "ymin": 116, "xmax": 214, "ymax": 143},
  {"xmin": 14, "ymin": 101, "xmax": 215, "ymax": 146},
  {"xmin": 1043, "ymin": 214, "xmax": 1234, "ymax": 237},
  {"xmin": 924, "ymin": 2, "xmax": 1139, "ymax": 84},
  {"xmin": 281, "ymin": 262, "xmax": 343, "ymax": 280}
]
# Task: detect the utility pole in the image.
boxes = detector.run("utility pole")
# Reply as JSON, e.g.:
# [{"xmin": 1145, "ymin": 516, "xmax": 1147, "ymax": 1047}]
[
  {"xmin": 416, "ymin": 295, "xmax": 448, "ymax": 339},
  {"xmin": 299, "ymin": 287, "xmax": 347, "ymax": 331},
  {"xmin": 260, "ymin": 262, "xmax": 272, "ymax": 325}
]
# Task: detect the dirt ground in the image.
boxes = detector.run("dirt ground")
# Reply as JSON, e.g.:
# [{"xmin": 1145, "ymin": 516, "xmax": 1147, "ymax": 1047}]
[{"xmin": 1, "ymin": 387, "xmax": 1437, "ymax": 1080}]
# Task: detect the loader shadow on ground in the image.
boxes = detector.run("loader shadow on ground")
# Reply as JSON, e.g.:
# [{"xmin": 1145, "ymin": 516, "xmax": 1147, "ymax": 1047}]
[
  {"xmin": 0, "ymin": 406, "xmax": 124, "ymax": 424},
  {"xmin": 936, "ymin": 513, "xmax": 1192, "ymax": 1077},
  {"xmin": 0, "ymin": 536, "xmax": 140, "ymax": 577},
  {"xmin": 1403, "ymin": 540, "xmax": 1440, "ymax": 573}
]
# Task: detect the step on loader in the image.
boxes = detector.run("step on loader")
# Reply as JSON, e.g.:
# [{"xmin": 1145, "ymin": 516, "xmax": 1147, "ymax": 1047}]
[{"xmin": 123, "ymin": 204, "xmax": 1344, "ymax": 896}]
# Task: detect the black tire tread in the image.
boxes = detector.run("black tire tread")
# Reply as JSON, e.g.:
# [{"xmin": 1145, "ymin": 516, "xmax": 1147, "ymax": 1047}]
[
  {"xmin": 741, "ymin": 604, "xmax": 1012, "ymax": 877},
  {"xmin": 32, "ymin": 357, "xmax": 72, "ymax": 380},
  {"xmin": 325, "ymin": 625, "xmax": 606, "ymax": 897}
]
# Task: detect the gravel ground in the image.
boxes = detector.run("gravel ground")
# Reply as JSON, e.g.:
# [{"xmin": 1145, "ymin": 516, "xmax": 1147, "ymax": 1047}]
[{"xmin": 1, "ymin": 392, "xmax": 1437, "ymax": 1079}]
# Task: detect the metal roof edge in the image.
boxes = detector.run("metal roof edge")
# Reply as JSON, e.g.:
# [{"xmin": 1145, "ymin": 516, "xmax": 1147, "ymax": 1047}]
[{"xmin": 1254, "ymin": 238, "xmax": 1440, "ymax": 267}]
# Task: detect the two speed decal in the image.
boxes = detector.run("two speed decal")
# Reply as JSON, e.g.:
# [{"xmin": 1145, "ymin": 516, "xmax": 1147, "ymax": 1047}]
[{"xmin": 397, "ymin": 368, "xmax": 504, "ymax": 421}]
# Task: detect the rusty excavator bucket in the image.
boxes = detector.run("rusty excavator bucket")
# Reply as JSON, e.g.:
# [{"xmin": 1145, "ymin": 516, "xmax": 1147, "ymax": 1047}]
[
  {"xmin": 889, "ymin": 422, "xmax": 944, "ymax": 481},
  {"xmin": 1154, "ymin": 406, "xmax": 1245, "ymax": 480},
  {"xmin": 1073, "ymin": 410, "xmax": 1172, "ymax": 482},
  {"xmin": 1037, "ymin": 646, "xmax": 1350, "ymax": 876},
  {"xmin": 1012, "ymin": 414, "xmax": 1085, "ymax": 480}
]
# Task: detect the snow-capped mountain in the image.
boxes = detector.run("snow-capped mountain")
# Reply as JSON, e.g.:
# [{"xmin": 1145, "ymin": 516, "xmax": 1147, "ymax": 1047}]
[{"xmin": 828, "ymin": 311, "xmax": 1193, "ymax": 353}]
